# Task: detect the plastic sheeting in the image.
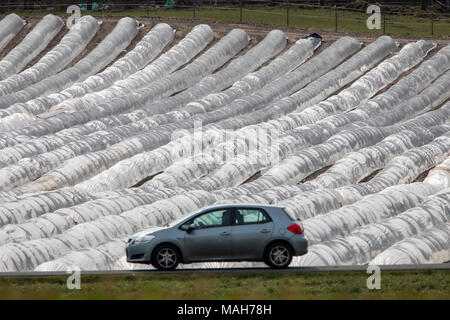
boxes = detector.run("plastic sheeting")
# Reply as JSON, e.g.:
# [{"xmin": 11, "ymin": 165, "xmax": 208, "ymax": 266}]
[
  {"xmin": 311, "ymin": 126, "xmax": 448, "ymax": 189},
  {"xmin": 370, "ymin": 223, "xmax": 450, "ymax": 265},
  {"xmin": 73, "ymin": 36, "xmax": 360, "ymax": 193},
  {"xmin": 424, "ymin": 156, "xmax": 450, "ymax": 189},
  {"xmin": 0, "ymin": 16, "xmax": 100, "ymax": 97},
  {"xmin": 259, "ymin": 40, "xmax": 436, "ymax": 132},
  {"xmin": 0, "ymin": 190, "xmax": 215, "ymax": 272},
  {"xmin": 0, "ymin": 14, "xmax": 26, "ymax": 53},
  {"xmin": 0, "ymin": 23, "xmax": 175, "ymax": 132},
  {"xmin": 48, "ymin": 23, "xmax": 176, "ymax": 108},
  {"xmin": 0, "ymin": 28, "xmax": 250, "ymax": 193},
  {"xmin": 0, "ymin": 24, "xmax": 214, "ymax": 142},
  {"xmin": 0, "ymin": 14, "xmax": 63, "ymax": 80},
  {"xmin": 296, "ymin": 190, "xmax": 449, "ymax": 266},
  {"xmin": 136, "ymin": 40, "xmax": 435, "ymax": 193},
  {"xmin": 301, "ymin": 183, "xmax": 438, "ymax": 245},
  {"xmin": 0, "ymin": 188, "xmax": 180, "ymax": 245},
  {"xmin": 0, "ymin": 17, "xmax": 141, "ymax": 112}
]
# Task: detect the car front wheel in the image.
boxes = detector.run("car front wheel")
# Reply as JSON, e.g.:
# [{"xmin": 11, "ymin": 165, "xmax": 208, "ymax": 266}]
[
  {"xmin": 264, "ymin": 242, "xmax": 293, "ymax": 269},
  {"xmin": 151, "ymin": 244, "xmax": 180, "ymax": 270}
]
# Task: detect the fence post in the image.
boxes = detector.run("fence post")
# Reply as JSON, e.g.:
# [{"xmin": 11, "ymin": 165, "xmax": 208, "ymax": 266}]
[
  {"xmin": 240, "ymin": 0, "xmax": 243, "ymax": 24},
  {"xmin": 193, "ymin": 0, "xmax": 196, "ymax": 18},
  {"xmin": 286, "ymin": 0, "xmax": 289, "ymax": 26},
  {"xmin": 334, "ymin": 6, "xmax": 338, "ymax": 32},
  {"xmin": 431, "ymin": 14, "xmax": 434, "ymax": 36},
  {"xmin": 383, "ymin": 12, "xmax": 386, "ymax": 34}
]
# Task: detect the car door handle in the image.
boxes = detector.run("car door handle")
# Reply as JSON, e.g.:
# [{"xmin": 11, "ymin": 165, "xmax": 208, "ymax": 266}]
[
  {"xmin": 220, "ymin": 232, "xmax": 231, "ymax": 236},
  {"xmin": 260, "ymin": 229, "xmax": 271, "ymax": 233}
]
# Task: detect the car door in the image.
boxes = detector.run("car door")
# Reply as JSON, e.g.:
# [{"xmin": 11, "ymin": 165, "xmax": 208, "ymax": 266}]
[
  {"xmin": 230, "ymin": 208, "xmax": 274, "ymax": 259},
  {"xmin": 182, "ymin": 208, "xmax": 232, "ymax": 261}
]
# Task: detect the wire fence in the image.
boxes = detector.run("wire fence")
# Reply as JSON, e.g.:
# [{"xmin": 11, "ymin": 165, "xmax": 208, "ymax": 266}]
[{"xmin": 1, "ymin": 1, "xmax": 449, "ymax": 36}]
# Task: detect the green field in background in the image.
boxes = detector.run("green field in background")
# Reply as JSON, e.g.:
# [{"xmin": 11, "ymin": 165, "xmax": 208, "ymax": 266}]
[
  {"xmin": 0, "ymin": 269, "xmax": 448, "ymax": 299},
  {"xmin": 1, "ymin": 6, "xmax": 449, "ymax": 37}
]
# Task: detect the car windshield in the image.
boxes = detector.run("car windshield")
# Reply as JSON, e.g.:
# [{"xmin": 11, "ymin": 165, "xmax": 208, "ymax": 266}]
[{"xmin": 164, "ymin": 212, "xmax": 195, "ymax": 227}]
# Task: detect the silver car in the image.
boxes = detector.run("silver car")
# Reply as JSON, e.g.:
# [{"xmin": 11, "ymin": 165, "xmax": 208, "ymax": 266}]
[{"xmin": 126, "ymin": 204, "xmax": 308, "ymax": 270}]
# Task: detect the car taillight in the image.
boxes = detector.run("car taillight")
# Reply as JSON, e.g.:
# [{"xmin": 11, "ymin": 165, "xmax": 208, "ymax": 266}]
[{"xmin": 287, "ymin": 223, "xmax": 303, "ymax": 234}]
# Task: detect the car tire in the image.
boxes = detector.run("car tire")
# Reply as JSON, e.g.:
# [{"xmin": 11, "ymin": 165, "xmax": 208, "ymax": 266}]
[
  {"xmin": 263, "ymin": 242, "xmax": 293, "ymax": 269},
  {"xmin": 151, "ymin": 244, "xmax": 180, "ymax": 270}
]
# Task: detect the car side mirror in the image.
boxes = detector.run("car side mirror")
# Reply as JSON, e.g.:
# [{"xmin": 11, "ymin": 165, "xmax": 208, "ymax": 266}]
[{"xmin": 184, "ymin": 223, "xmax": 196, "ymax": 233}]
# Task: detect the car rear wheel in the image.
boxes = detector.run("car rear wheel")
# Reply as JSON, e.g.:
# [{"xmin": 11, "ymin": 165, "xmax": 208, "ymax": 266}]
[
  {"xmin": 264, "ymin": 242, "xmax": 293, "ymax": 269},
  {"xmin": 151, "ymin": 244, "xmax": 180, "ymax": 270}
]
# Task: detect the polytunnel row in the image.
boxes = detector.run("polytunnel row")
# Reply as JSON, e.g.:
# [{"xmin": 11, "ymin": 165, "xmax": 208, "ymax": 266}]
[
  {"xmin": 27, "ymin": 179, "xmax": 445, "ymax": 270},
  {"xmin": 0, "ymin": 128, "xmax": 445, "ymax": 272},
  {"xmin": 203, "ymin": 36, "xmax": 397, "ymax": 132},
  {"xmin": 242, "ymin": 61, "xmax": 450, "ymax": 189},
  {"xmin": 300, "ymin": 183, "xmax": 439, "ymax": 245},
  {"xmin": 0, "ymin": 190, "xmax": 217, "ymax": 272},
  {"xmin": 0, "ymin": 14, "xmax": 63, "ymax": 81},
  {"xmin": 75, "ymin": 36, "xmax": 371, "ymax": 193},
  {"xmin": 0, "ymin": 16, "xmax": 100, "ymax": 97},
  {"xmin": 0, "ymin": 17, "xmax": 141, "ymax": 113},
  {"xmin": 0, "ymin": 24, "xmax": 214, "ymax": 142},
  {"xmin": 0, "ymin": 34, "xmax": 447, "ymax": 271},
  {"xmin": 50, "ymin": 24, "xmax": 216, "ymax": 114},
  {"xmin": 75, "ymin": 35, "xmax": 323, "ymax": 192},
  {"xmin": 0, "ymin": 28, "xmax": 252, "ymax": 193},
  {"xmin": 0, "ymin": 13, "xmax": 26, "ymax": 52},
  {"xmin": 0, "ymin": 26, "xmax": 214, "ymax": 160},
  {"xmin": 370, "ymin": 222, "xmax": 450, "ymax": 265},
  {"xmin": 45, "ymin": 23, "xmax": 176, "ymax": 110},
  {"xmin": 208, "ymin": 105, "xmax": 448, "ymax": 195},
  {"xmin": 180, "ymin": 35, "xmax": 321, "ymax": 115},
  {"xmin": 126, "ymin": 30, "xmax": 288, "ymax": 125},
  {"xmin": 311, "ymin": 126, "xmax": 448, "ymax": 189},
  {"xmin": 0, "ymin": 177, "xmax": 314, "ymax": 246},
  {"xmin": 0, "ymin": 188, "xmax": 182, "ymax": 245},
  {"xmin": 130, "ymin": 40, "xmax": 439, "ymax": 193},
  {"xmin": 0, "ymin": 23, "xmax": 175, "ymax": 132},
  {"xmin": 70, "ymin": 50, "xmax": 450, "ymax": 195},
  {"xmin": 424, "ymin": 156, "xmax": 450, "ymax": 188},
  {"xmin": 138, "ymin": 36, "xmax": 404, "ymax": 191},
  {"xmin": 258, "ymin": 40, "xmax": 437, "ymax": 132},
  {"xmin": 13, "ymin": 184, "xmax": 317, "ymax": 271},
  {"xmin": 75, "ymin": 41, "xmax": 445, "ymax": 198},
  {"xmin": 296, "ymin": 190, "xmax": 449, "ymax": 266},
  {"xmin": 178, "ymin": 98, "xmax": 450, "ymax": 205},
  {"xmin": 0, "ymin": 23, "xmax": 171, "ymax": 134},
  {"xmin": 0, "ymin": 34, "xmax": 352, "ymax": 194},
  {"xmin": 0, "ymin": 23, "xmax": 212, "ymax": 137}
]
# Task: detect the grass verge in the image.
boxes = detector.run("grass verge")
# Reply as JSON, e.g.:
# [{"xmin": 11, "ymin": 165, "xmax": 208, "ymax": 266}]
[
  {"xmin": 0, "ymin": 269, "xmax": 448, "ymax": 299},
  {"xmin": 2, "ymin": 6, "xmax": 449, "ymax": 37}
]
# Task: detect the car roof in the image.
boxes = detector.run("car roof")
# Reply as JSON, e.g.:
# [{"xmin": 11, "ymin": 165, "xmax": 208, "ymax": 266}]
[{"xmin": 199, "ymin": 203, "xmax": 285, "ymax": 212}]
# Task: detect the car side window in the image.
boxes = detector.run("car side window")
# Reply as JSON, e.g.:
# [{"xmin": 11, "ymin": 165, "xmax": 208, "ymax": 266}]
[
  {"xmin": 234, "ymin": 209, "xmax": 271, "ymax": 225},
  {"xmin": 191, "ymin": 209, "xmax": 232, "ymax": 229}
]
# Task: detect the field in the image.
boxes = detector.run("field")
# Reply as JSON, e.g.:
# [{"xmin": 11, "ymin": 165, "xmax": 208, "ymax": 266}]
[
  {"xmin": 0, "ymin": 270, "xmax": 448, "ymax": 299},
  {"xmin": 2, "ymin": 6, "xmax": 450, "ymax": 37},
  {"xmin": 0, "ymin": 8, "xmax": 448, "ymax": 276}
]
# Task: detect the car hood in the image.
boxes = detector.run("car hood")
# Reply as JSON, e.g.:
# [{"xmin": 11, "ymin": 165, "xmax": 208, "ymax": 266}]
[{"xmin": 131, "ymin": 226, "xmax": 165, "ymax": 238}]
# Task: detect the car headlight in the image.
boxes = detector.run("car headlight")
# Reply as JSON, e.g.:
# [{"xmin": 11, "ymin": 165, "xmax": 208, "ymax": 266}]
[{"xmin": 134, "ymin": 235, "xmax": 155, "ymax": 243}]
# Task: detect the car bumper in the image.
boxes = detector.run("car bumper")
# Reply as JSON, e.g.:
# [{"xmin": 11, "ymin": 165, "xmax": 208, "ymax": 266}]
[
  {"xmin": 290, "ymin": 236, "xmax": 308, "ymax": 256},
  {"xmin": 125, "ymin": 241, "xmax": 156, "ymax": 264}
]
